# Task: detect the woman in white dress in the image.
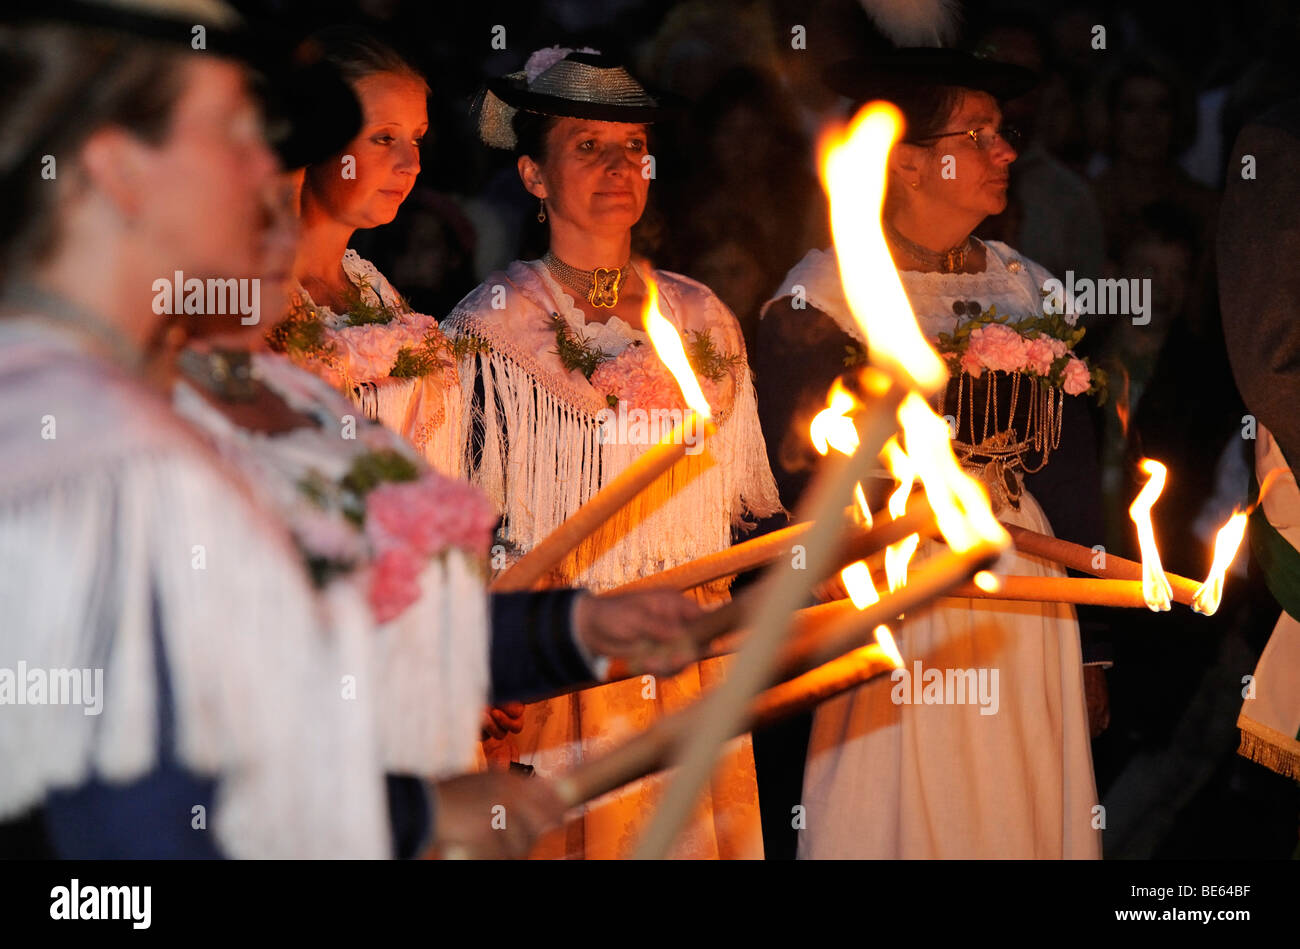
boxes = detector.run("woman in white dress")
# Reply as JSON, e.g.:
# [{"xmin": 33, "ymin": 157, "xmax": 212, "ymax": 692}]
[
  {"xmin": 757, "ymin": 49, "xmax": 1103, "ymax": 859},
  {"xmin": 444, "ymin": 48, "xmax": 785, "ymax": 859},
  {"xmin": 0, "ymin": 0, "xmax": 570, "ymax": 859},
  {"xmin": 279, "ymin": 30, "xmax": 466, "ymax": 478}
]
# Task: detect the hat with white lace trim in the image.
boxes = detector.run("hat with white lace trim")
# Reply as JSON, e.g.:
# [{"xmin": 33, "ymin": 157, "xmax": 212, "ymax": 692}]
[{"xmin": 474, "ymin": 46, "xmax": 674, "ymax": 150}]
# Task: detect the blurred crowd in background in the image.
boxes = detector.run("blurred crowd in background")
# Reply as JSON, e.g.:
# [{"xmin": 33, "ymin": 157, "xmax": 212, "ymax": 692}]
[{"xmin": 234, "ymin": 0, "xmax": 1300, "ymax": 857}]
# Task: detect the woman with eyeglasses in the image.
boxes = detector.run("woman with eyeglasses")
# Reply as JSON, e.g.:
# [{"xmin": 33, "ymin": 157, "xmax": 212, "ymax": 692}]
[{"xmin": 755, "ymin": 47, "xmax": 1103, "ymax": 859}]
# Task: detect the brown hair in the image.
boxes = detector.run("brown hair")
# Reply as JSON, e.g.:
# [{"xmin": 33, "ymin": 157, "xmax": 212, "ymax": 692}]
[
  {"xmin": 308, "ymin": 27, "xmax": 429, "ymax": 96},
  {"xmin": 860, "ymin": 81, "xmax": 967, "ymax": 144},
  {"xmin": 0, "ymin": 23, "xmax": 189, "ymax": 275}
]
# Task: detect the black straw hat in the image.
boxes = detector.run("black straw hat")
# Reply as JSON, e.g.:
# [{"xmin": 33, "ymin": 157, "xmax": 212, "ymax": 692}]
[
  {"xmin": 2, "ymin": 0, "xmax": 361, "ymax": 169},
  {"xmin": 475, "ymin": 48, "xmax": 674, "ymax": 150}
]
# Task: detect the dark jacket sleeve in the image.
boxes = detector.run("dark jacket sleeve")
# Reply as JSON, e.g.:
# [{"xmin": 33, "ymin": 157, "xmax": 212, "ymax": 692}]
[
  {"xmin": 488, "ymin": 589, "xmax": 592, "ymax": 704},
  {"xmin": 1218, "ymin": 100, "xmax": 1300, "ymax": 467},
  {"xmin": 752, "ymin": 298, "xmax": 859, "ymax": 510}
]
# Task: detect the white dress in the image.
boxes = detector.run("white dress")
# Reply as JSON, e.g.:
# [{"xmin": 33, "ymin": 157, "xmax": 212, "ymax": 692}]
[
  {"xmin": 0, "ymin": 318, "xmax": 389, "ymax": 858},
  {"xmin": 767, "ymin": 242, "xmax": 1102, "ymax": 859},
  {"xmin": 170, "ymin": 350, "xmax": 490, "ymax": 781},
  {"xmin": 444, "ymin": 260, "xmax": 784, "ymax": 859}
]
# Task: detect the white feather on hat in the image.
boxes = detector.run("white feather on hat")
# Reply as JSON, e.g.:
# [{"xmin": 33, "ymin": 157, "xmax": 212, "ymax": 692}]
[{"xmin": 859, "ymin": 0, "xmax": 961, "ymax": 48}]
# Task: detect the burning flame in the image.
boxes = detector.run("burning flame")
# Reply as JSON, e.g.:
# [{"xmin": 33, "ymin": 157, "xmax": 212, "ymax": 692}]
[
  {"xmin": 807, "ymin": 101, "xmax": 1010, "ymax": 606},
  {"xmin": 881, "ymin": 436, "xmax": 921, "ymax": 590},
  {"xmin": 810, "ymin": 379, "xmax": 861, "ymax": 456},
  {"xmin": 885, "ymin": 534, "xmax": 920, "ymax": 593},
  {"xmin": 873, "ymin": 625, "xmax": 904, "ymax": 668},
  {"xmin": 882, "ymin": 438, "xmax": 916, "ymax": 518},
  {"xmin": 819, "ymin": 102, "xmax": 947, "ymax": 394},
  {"xmin": 643, "ymin": 277, "xmax": 712, "ymax": 420},
  {"xmin": 853, "ymin": 482, "xmax": 873, "ymax": 528},
  {"xmin": 1192, "ymin": 510, "xmax": 1248, "ymax": 615},
  {"xmin": 1115, "ymin": 365, "xmax": 1131, "ymax": 440},
  {"xmin": 973, "ymin": 570, "xmax": 1001, "ymax": 593},
  {"xmin": 897, "ymin": 393, "xmax": 1009, "ymax": 554},
  {"xmin": 840, "ymin": 559, "xmax": 880, "ymax": 609},
  {"xmin": 839, "ymin": 561, "xmax": 903, "ymax": 668},
  {"xmin": 1128, "ymin": 458, "xmax": 1173, "ymax": 611}
]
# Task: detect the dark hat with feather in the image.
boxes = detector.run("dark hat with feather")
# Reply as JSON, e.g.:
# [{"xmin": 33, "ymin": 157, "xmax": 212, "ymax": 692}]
[{"xmin": 824, "ymin": 0, "xmax": 1039, "ymax": 104}]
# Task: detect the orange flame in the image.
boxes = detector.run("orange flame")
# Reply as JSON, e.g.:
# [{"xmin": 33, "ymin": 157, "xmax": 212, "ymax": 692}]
[
  {"xmin": 810, "ymin": 379, "xmax": 861, "ymax": 456},
  {"xmin": 1115, "ymin": 365, "xmax": 1131, "ymax": 440},
  {"xmin": 839, "ymin": 562, "xmax": 902, "ymax": 668},
  {"xmin": 882, "ymin": 438, "xmax": 915, "ymax": 519},
  {"xmin": 818, "ymin": 102, "xmax": 947, "ymax": 394},
  {"xmin": 973, "ymin": 570, "xmax": 1001, "ymax": 593},
  {"xmin": 643, "ymin": 277, "xmax": 711, "ymax": 419},
  {"xmin": 881, "ymin": 436, "xmax": 921, "ymax": 590},
  {"xmin": 840, "ymin": 559, "xmax": 881, "ymax": 609},
  {"xmin": 852, "ymin": 482, "xmax": 874, "ymax": 528},
  {"xmin": 1191, "ymin": 510, "xmax": 1248, "ymax": 615},
  {"xmin": 1128, "ymin": 458, "xmax": 1173, "ymax": 611},
  {"xmin": 885, "ymin": 535, "xmax": 920, "ymax": 593},
  {"xmin": 897, "ymin": 393, "xmax": 1009, "ymax": 554},
  {"xmin": 808, "ymin": 100, "xmax": 1009, "ymax": 600},
  {"xmin": 873, "ymin": 625, "xmax": 904, "ymax": 668}
]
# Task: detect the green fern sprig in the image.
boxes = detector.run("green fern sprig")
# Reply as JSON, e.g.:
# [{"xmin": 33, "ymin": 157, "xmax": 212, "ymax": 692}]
[
  {"xmin": 686, "ymin": 329, "xmax": 742, "ymax": 382},
  {"xmin": 550, "ymin": 313, "xmax": 611, "ymax": 379},
  {"xmin": 266, "ymin": 299, "xmax": 335, "ymax": 361},
  {"xmin": 340, "ymin": 276, "xmax": 404, "ymax": 327}
]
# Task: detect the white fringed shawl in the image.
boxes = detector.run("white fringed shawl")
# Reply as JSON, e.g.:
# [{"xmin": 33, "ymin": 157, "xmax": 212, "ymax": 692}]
[
  {"xmin": 443, "ymin": 261, "xmax": 783, "ymax": 591},
  {"xmin": 173, "ymin": 352, "xmax": 489, "ymax": 781},
  {"xmin": 0, "ymin": 321, "xmax": 388, "ymax": 858},
  {"xmin": 295, "ymin": 250, "xmax": 465, "ymax": 479}
]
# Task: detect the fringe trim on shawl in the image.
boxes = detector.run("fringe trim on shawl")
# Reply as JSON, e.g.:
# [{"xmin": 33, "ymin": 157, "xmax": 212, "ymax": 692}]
[
  {"xmin": 187, "ymin": 355, "xmax": 488, "ymax": 781},
  {"xmin": 0, "ymin": 453, "xmax": 389, "ymax": 858},
  {"xmin": 1237, "ymin": 714, "xmax": 1300, "ymax": 782},
  {"xmin": 447, "ymin": 316, "xmax": 783, "ymax": 591},
  {"xmin": 348, "ymin": 374, "xmax": 465, "ymax": 480},
  {"xmin": 372, "ymin": 551, "xmax": 489, "ymax": 778},
  {"xmin": 297, "ymin": 250, "xmax": 468, "ymax": 480}
]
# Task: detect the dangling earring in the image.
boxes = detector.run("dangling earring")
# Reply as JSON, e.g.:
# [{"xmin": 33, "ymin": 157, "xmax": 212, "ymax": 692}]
[
  {"xmin": 910, "ymin": 180, "xmax": 920, "ymax": 190},
  {"xmin": 537, "ymin": 198, "xmax": 547, "ymax": 223}
]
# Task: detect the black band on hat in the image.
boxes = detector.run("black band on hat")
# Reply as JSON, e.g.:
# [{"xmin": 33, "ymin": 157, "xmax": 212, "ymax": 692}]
[
  {"xmin": 487, "ymin": 79, "xmax": 672, "ymax": 124},
  {"xmin": 824, "ymin": 49, "xmax": 1039, "ymax": 103}
]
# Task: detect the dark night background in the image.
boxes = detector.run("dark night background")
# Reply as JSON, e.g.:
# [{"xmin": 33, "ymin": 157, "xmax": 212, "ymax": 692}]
[{"xmin": 231, "ymin": 0, "xmax": 1300, "ymax": 859}]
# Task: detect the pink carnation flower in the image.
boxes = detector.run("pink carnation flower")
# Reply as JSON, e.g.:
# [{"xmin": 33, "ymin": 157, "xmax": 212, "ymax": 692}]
[
  {"xmin": 959, "ymin": 348, "xmax": 985, "ymax": 378},
  {"xmin": 369, "ymin": 547, "xmax": 423, "ymax": 624},
  {"xmin": 399, "ymin": 313, "xmax": 442, "ymax": 344},
  {"xmin": 365, "ymin": 473, "xmax": 498, "ymax": 561},
  {"xmin": 1062, "ymin": 357, "xmax": 1092, "ymax": 395},
  {"xmin": 1024, "ymin": 336, "xmax": 1059, "ymax": 376},
  {"xmin": 591, "ymin": 346, "xmax": 686, "ymax": 412},
  {"xmin": 966, "ymin": 323, "xmax": 1029, "ymax": 374},
  {"xmin": 328, "ymin": 323, "xmax": 406, "ymax": 381}
]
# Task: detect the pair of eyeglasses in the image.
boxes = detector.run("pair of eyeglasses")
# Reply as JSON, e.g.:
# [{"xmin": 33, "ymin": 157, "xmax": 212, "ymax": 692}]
[{"xmin": 909, "ymin": 125, "xmax": 1022, "ymax": 152}]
